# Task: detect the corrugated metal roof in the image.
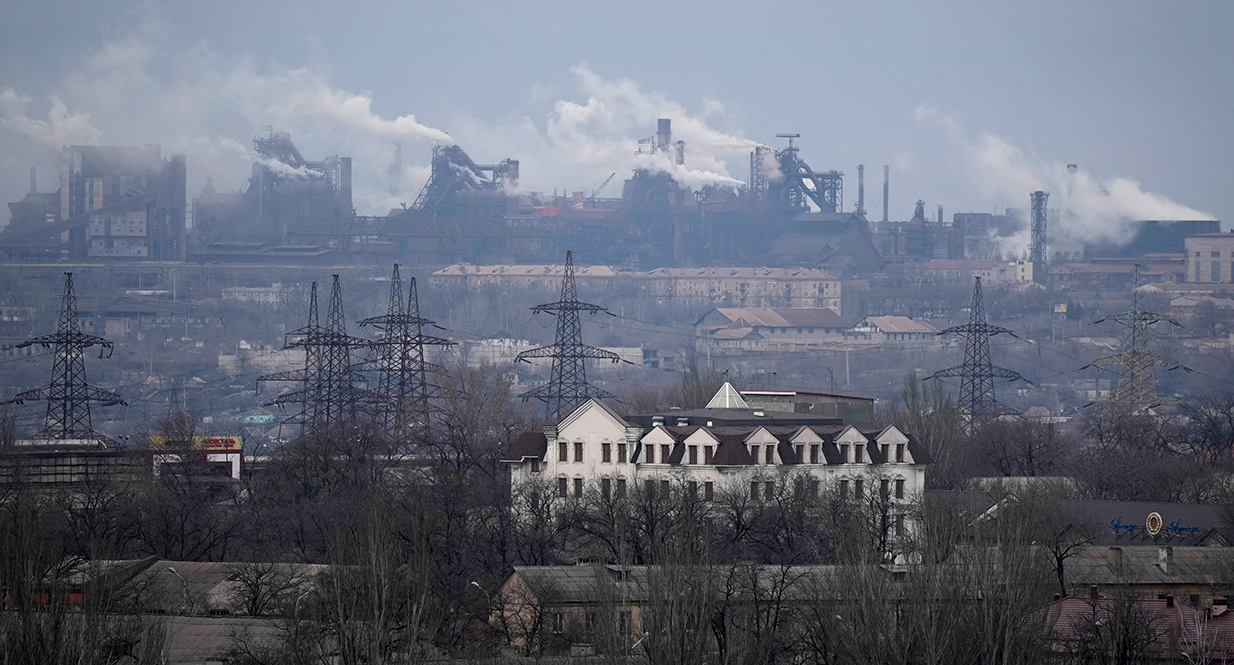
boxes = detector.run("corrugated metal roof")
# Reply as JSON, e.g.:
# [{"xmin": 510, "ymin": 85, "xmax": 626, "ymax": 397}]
[
  {"xmin": 712, "ymin": 308, "xmax": 847, "ymax": 329},
  {"xmin": 862, "ymin": 316, "xmax": 941, "ymax": 334}
]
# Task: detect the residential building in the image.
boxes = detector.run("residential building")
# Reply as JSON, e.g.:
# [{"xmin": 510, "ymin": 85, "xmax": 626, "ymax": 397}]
[
  {"xmin": 1185, "ymin": 234, "xmax": 1234, "ymax": 284},
  {"xmin": 642, "ymin": 267, "xmax": 840, "ymax": 310},
  {"xmin": 502, "ymin": 384, "xmax": 930, "ymax": 529},
  {"xmin": 917, "ymin": 259, "xmax": 1033, "ymax": 286},
  {"xmin": 221, "ymin": 284, "xmax": 286, "ymax": 305}
]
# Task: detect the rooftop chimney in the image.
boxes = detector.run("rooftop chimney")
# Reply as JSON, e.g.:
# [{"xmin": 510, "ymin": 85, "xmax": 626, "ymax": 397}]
[
  {"xmin": 882, "ymin": 165, "xmax": 890, "ymax": 223},
  {"xmin": 652, "ymin": 415, "xmax": 665, "ymax": 426},
  {"xmin": 29, "ymin": 166, "xmax": 36, "ymax": 195},
  {"xmin": 1159, "ymin": 546, "xmax": 1174, "ymax": 575},
  {"xmin": 938, "ymin": 204, "xmax": 944, "ymax": 225}
]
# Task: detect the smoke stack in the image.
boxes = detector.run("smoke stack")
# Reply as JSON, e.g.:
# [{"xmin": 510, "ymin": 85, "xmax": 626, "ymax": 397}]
[
  {"xmin": 340, "ymin": 158, "xmax": 353, "ymax": 215},
  {"xmin": 857, "ymin": 164, "xmax": 865, "ymax": 215},
  {"xmin": 389, "ymin": 143, "xmax": 402, "ymax": 197},
  {"xmin": 882, "ymin": 165, "xmax": 890, "ymax": 223},
  {"xmin": 507, "ymin": 160, "xmax": 520, "ymax": 188},
  {"xmin": 657, "ymin": 119, "xmax": 671, "ymax": 150},
  {"xmin": 938, "ymin": 204, "xmax": 944, "ymax": 225},
  {"xmin": 675, "ymin": 140, "xmax": 685, "ymax": 166}
]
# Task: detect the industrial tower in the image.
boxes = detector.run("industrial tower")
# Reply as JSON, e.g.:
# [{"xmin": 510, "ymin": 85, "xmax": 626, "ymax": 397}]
[
  {"xmin": 930, "ymin": 277, "xmax": 1025, "ymax": 430},
  {"xmin": 516, "ymin": 251, "xmax": 623, "ymax": 420},
  {"xmin": 1030, "ymin": 191, "xmax": 1049, "ymax": 284},
  {"xmin": 259, "ymin": 276, "xmax": 366, "ymax": 430},
  {"xmin": 4, "ymin": 273, "xmax": 125, "ymax": 441},
  {"xmin": 357, "ymin": 264, "xmax": 455, "ymax": 436},
  {"xmin": 1082, "ymin": 265, "xmax": 1185, "ymax": 410}
]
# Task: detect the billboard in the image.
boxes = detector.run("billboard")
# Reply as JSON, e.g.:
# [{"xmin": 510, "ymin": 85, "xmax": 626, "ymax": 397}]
[{"xmin": 149, "ymin": 435, "xmax": 241, "ymax": 452}]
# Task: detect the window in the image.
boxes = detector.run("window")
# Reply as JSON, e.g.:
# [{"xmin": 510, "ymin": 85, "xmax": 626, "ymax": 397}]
[
  {"xmin": 1215, "ymin": 261, "xmax": 1222, "ymax": 282},
  {"xmin": 881, "ymin": 444, "xmax": 889, "ymax": 460},
  {"xmin": 856, "ymin": 478, "xmax": 864, "ymax": 499},
  {"xmin": 688, "ymin": 480, "xmax": 698, "ymax": 497},
  {"xmin": 661, "ymin": 445, "xmax": 670, "ymax": 464},
  {"xmin": 530, "ymin": 492, "xmax": 540, "ymax": 511},
  {"xmin": 766, "ymin": 446, "xmax": 775, "ymax": 465},
  {"xmin": 1214, "ymin": 251, "xmax": 1223, "ymax": 257},
  {"xmin": 1196, "ymin": 262, "xmax": 1203, "ymax": 282},
  {"xmin": 602, "ymin": 442, "xmax": 611, "ymax": 463},
  {"xmin": 895, "ymin": 479, "xmax": 905, "ymax": 499},
  {"xmin": 855, "ymin": 444, "xmax": 864, "ymax": 463},
  {"xmin": 688, "ymin": 445, "xmax": 698, "ymax": 465},
  {"xmin": 558, "ymin": 477, "xmax": 568, "ymax": 498},
  {"xmin": 704, "ymin": 481, "xmax": 714, "ymax": 501},
  {"xmin": 573, "ymin": 478, "xmax": 583, "ymax": 498},
  {"xmin": 704, "ymin": 446, "xmax": 714, "ymax": 464},
  {"xmin": 840, "ymin": 444, "xmax": 850, "ymax": 463},
  {"xmin": 553, "ymin": 612, "xmax": 565, "ymax": 634},
  {"xmin": 530, "ymin": 459, "xmax": 539, "ymax": 473},
  {"xmin": 558, "ymin": 442, "xmax": 568, "ymax": 462},
  {"xmin": 645, "ymin": 445, "xmax": 655, "ymax": 464},
  {"xmin": 645, "ymin": 479, "xmax": 656, "ymax": 496},
  {"xmin": 602, "ymin": 478, "xmax": 611, "ymax": 498},
  {"xmin": 574, "ymin": 442, "xmax": 583, "ymax": 462},
  {"xmin": 750, "ymin": 445, "xmax": 760, "ymax": 463},
  {"xmin": 1197, "ymin": 251, "xmax": 1202, "ymax": 257},
  {"xmin": 617, "ymin": 443, "xmax": 627, "ymax": 463},
  {"xmin": 896, "ymin": 444, "xmax": 905, "ymax": 463},
  {"xmin": 809, "ymin": 479, "xmax": 820, "ymax": 496},
  {"xmin": 765, "ymin": 481, "xmax": 775, "ymax": 498},
  {"xmin": 839, "ymin": 479, "xmax": 849, "ymax": 499},
  {"xmin": 660, "ymin": 479, "xmax": 670, "ymax": 499},
  {"xmin": 794, "ymin": 444, "xmax": 804, "ymax": 462},
  {"xmin": 616, "ymin": 478, "xmax": 627, "ymax": 498},
  {"xmin": 895, "ymin": 513, "xmax": 905, "ymax": 537},
  {"xmin": 751, "ymin": 481, "xmax": 760, "ymax": 501},
  {"xmin": 810, "ymin": 445, "xmax": 819, "ymax": 464},
  {"xmin": 880, "ymin": 478, "xmax": 890, "ymax": 499}
]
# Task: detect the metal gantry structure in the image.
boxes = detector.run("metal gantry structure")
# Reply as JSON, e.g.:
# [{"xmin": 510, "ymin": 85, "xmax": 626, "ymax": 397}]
[
  {"xmin": 517, "ymin": 250, "xmax": 622, "ymax": 421},
  {"xmin": 258, "ymin": 276, "xmax": 367, "ymax": 431},
  {"xmin": 4, "ymin": 272, "xmax": 125, "ymax": 441},
  {"xmin": 1030, "ymin": 191, "xmax": 1049, "ymax": 284},
  {"xmin": 930, "ymin": 277, "xmax": 1025, "ymax": 431},
  {"xmin": 357, "ymin": 264, "xmax": 455, "ymax": 437},
  {"xmin": 1083, "ymin": 264, "xmax": 1187, "ymax": 411}
]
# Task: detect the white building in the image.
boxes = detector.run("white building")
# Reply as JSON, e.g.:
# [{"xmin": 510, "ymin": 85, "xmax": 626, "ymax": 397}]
[{"xmin": 503, "ymin": 384, "xmax": 930, "ymax": 529}]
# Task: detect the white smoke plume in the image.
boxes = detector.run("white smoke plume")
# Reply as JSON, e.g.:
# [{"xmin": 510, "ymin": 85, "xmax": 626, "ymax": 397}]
[
  {"xmin": 914, "ymin": 104, "xmax": 1214, "ymax": 248},
  {"xmin": 0, "ymin": 9, "xmax": 759, "ymax": 225}
]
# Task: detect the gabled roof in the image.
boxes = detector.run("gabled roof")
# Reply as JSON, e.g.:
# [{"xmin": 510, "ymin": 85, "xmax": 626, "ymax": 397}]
[
  {"xmin": 504, "ymin": 431, "xmax": 547, "ymax": 461},
  {"xmin": 706, "ymin": 382, "xmax": 749, "ymax": 409},
  {"xmin": 557, "ymin": 398, "xmax": 629, "ymax": 432},
  {"xmin": 704, "ymin": 308, "xmax": 848, "ymax": 329}
]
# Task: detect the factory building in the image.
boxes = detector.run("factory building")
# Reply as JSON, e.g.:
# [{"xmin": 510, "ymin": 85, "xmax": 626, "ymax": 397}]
[
  {"xmin": 1184, "ymin": 234, "xmax": 1234, "ymax": 284},
  {"xmin": 0, "ymin": 145, "xmax": 186, "ymax": 261}
]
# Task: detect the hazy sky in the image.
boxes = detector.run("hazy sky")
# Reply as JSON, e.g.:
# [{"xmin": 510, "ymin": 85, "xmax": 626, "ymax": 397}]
[{"xmin": 2, "ymin": 0, "xmax": 1231, "ymax": 245}]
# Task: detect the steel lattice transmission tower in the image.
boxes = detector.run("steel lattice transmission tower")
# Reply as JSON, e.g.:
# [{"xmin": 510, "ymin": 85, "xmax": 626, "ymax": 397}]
[
  {"xmin": 517, "ymin": 251, "xmax": 622, "ymax": 420},
  {"xmin": 1083, "ymin": 264, "xmax": 1186, "ymax": 410},
  {"xmin": 259, "ymin": 276, "xmax": 366, "ymax": 430},
  {"xmin": 1030, "ymin": 191, "xmax": 1048, "ymax": 284},
  {"xmin": 4, "ymin": 272, "xmax": 125, "ymax": 441},
  {"xmin": 357, "ymin": 264, "xmax": 455, "ymax": 436},
  {"xmin": 930, "ymin": 277, "xmax": 1025, "ymax": 430}
]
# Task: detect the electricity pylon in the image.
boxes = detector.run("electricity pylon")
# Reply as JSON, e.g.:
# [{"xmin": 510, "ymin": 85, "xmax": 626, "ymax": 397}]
[
  {"xmin": 516, "ymin": 250, "xmax": 622, "ymax": 420},
  {"xmin": 259, "ymin": 276, "xmax": 366, "ymax": 430},
  {"xmin": 930, "ymin": 277, "xmax": 1024, "ymax": 431},
  {"xmin": 1082, "ymin": 264, "xmax": 1186, "ymax": 411},
  {"xmin": 4, "ymin": 272, "xmax": 125, "ymax": 441},
  {"xmin": 357, "ymin": 265, "xmax": 455, "ymax": 437}
]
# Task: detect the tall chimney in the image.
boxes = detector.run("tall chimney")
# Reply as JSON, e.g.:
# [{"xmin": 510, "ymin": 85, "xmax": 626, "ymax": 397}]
[
  {"xmin": 938, "ymin": 204, "xmax": 944, "ymax": 225},
  {"xmin": 1159, "ymin": 546, "xmax": 1174, "ymax": 575},
  {"xmin": 657, "ymin": 119, "xmax": 671, "ymax": 150},
  {"xmin": 857, "ymin": 164, "xmax": 865, "ymax": 215},
  {"xmin": 882, "ymin": 165, "xmax": 890, "ymax": 223}
]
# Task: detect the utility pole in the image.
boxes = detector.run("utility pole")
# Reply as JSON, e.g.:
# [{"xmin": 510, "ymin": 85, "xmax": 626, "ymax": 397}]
[
  {"xmin": 929, "ymin": 277, "xmax": 1025, "ymax": 431},
  {"xmin": 4, "ymin": 273, "xmax": 125, "ymax": 442},
  {"xmin": 516, "ymin": 251, "xmax": 623, "ymax": 421}
]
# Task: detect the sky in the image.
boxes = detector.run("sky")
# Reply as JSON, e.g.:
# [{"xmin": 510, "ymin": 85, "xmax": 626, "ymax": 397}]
[{"xmin": 1, "ymin": 0, "xmax": 1231, "ymax": 248}]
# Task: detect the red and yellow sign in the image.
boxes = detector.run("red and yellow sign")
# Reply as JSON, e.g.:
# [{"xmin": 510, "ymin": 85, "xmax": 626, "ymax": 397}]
[{"xmin": 150, "ymin": 435, "xmax": 241, "ymax": 452}]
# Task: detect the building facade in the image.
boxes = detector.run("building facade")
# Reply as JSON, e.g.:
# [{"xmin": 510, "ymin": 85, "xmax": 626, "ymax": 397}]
[{"xmin": 503, "ymin": 386, "xmax": 930, "ymax": 529}]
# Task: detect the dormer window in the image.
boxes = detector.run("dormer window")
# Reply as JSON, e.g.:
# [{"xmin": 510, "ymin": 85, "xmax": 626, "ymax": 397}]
[
  {"xmin": 661, "ymin": 445, "xmax": 670, "ymax": 464},
  {"xmin": 810, "ymin": 445, "xmax": 819, "ymax": 464},
  {"xmin": 530, "ymin": 459, "xmax": 540, "ymax": 473},
  {"xmin": 855, "ymin": 444, "xmax": 864, "ymax": 463},
  {"xmin": 840, "ymin": 444, "xmax": 850, "ymax": 463},
  {"xmin": 750, "ymin": 445, "xmax": 760, "ymax": 463},
  {"xmin": 765, "ymin": 446, "xmax": 775, "ymax": 465},
  {"xmin": 896, "ymin": 444, "xmax": 906, "ymax": 463},
  {"xmin": 704, "ymin": 446, "xmax": 714, "ymax": 464},
  {"xmin": 688, "ymin": 446, "xmax": 698, "ymax": 465}
]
